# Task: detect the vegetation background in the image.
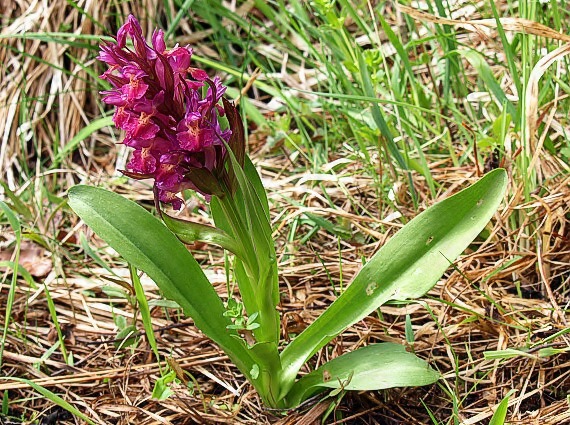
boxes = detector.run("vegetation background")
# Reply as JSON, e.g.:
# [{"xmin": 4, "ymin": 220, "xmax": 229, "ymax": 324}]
[{"xmin": 0, "ymin": 0, "xmax": 568, "ymax": 423}]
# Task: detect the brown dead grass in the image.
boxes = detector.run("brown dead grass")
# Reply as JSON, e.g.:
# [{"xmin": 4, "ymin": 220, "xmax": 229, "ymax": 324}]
[{"xmin": 1, "ymin": 1, "xmax": 569, "ymax": 424}]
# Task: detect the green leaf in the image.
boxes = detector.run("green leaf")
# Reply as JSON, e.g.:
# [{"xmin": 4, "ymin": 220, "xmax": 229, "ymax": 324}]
[
  {"xmin": 0, "ymin": 182, "xmax": 32, "ymax": 220},
  {"xmin": 303, "ymin": 213, "xmax": 352, "ymax": 240},
  {"xmin": 0, "ymin": 378, "xmax": 95, "ymax": 424},
  {"xmin": 68, "ymin": 185, "xmax": 255, "ymax": 379},
  {"xmin": 114, "ymin": 314, "xmax": 127, "ymax": 330},
  {"xmin": 489, "ymin": 389, "xmax": 516, "ymax": 425},
  {"xmin": 151, "ymin": 370, "xmax": 178, "ymax": 401},
  {"xmin": 130, "ymin": 264, "xmax": 159, "ymax": 360},
  {"xmin": 483, "ymin": 348, "xmax": 535, "ymax": 360},
  {"xmin": 244, "ymin": 155, "xmax": 270, "ymax": 220},
  {"xmin": 285, "ymin": 343, "xmax": 440, "ymax": 406},
  {"xmin": 216, "ymin": 150, "xmax": 280, "ymax": 345},
  {"xmin": 492, "ymin": 113, "xmax": 512, "ymax": 140},
  {"xmin": 2, "ymin": 390, "xmax": 8, "ymax": 415},
  {"xmin": 356, "ymin": 52, "xmax": 407, "ymax": 171},
  {"xmin": 114, "ymin": 324, "xmax": 138, "ymax": 349},
  {"xmin": 0, "ymin": 200, "xmax": 21, "ymax": 238},
  {"xmin": 0, "ymin": 261, "xmax": 37, "ymax": 289},
  {"xmin": 279, "ymin": 169, "xmax": 507, "ymax": 399},
  {"xmin": 161, "ymin": 212, "xmax": 243, "ymax": 257},
  {"xmin": 460, "ymin": 51, "xmax": 517, "ymax": 121},
  {"xmin": 0, "ymin": 201, "xmax": 21, "ymax": 367},
  {"xmin": 185, "ymin": 168, "xmax": 224, "ymax": 197},
  {"xmin": 477, "ymin": 136, "xmax": 498, "ymax": 150}
]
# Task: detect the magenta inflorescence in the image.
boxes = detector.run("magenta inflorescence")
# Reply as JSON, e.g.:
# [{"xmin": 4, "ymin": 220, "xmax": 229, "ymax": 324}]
[{"xmin": 98, "ymin": 15, "xmax": 231, "ymax": 208}]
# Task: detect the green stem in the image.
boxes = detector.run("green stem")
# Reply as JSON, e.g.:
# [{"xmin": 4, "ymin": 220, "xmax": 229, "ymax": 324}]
[
  {"xmin": 218, "ymin": 193, "xmax": 279, "ymax": 344},
  {"xmin": 216, "ymin": 188, "xmax": 282, "ymax": 406}
]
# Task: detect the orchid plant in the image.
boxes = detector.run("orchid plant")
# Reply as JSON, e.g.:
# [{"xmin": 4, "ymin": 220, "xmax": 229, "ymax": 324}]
[{"xmin": 69, "ymin": 16, "xmax": 507, "ymax": 410}]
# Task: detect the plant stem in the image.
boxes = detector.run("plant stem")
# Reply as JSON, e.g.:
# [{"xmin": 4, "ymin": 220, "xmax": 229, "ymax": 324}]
[{"xmin": 215, "ymin": 183, "xmax": 284, "ymax": 406}]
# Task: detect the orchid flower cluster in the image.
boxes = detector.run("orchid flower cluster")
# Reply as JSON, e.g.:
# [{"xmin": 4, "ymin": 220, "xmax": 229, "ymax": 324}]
[
  {"xmin": 98, "ymin": 15, "xmax": 234, "ymax": 208},
  {"xmin": 69, "ymin": 15, "xmax": 506, "ymax": 411}
]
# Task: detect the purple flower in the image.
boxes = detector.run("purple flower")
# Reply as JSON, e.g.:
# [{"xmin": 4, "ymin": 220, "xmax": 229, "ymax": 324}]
[{"xmin": 98, "ymin": 15, "xmax": 241, "ymax": 208}]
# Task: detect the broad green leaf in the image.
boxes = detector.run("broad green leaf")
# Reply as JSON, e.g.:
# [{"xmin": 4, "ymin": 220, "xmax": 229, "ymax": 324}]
[
  {"xmin": 285, "ymin": 343, "xmax": 440, "ymax": 406},
  {"xmin": 279, "ymin": 169, "xmax": 507, "ymax": 399},
  {"xmin": 68, "ymin": 186, "xmax": 255, "ymax": 378}
]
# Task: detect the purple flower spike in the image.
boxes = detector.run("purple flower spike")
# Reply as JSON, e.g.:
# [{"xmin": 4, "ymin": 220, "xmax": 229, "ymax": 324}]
[{"xmin": 98, "ymin": 15, "xmax": 239, "ymax": 209}]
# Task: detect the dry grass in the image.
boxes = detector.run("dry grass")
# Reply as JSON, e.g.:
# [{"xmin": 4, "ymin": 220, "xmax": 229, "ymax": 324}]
[{"xmin": 1, "ymin": 1, "xmax": 569, "ymax": 424}]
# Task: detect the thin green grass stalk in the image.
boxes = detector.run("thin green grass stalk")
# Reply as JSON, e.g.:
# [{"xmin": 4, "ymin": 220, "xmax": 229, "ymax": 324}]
[
  {"xmin": 17, "ymin": 82, "xmax": 33, "ymax": 182},
  {"xmin": 1, "ymin": 391, "xmax": 8, "ymax": 416},
  {"xmin": 420, "ymin": 399, "xmax": 441, "ymax": 425},
  {"xmin": 79, "ymin": 232, "xmax": 118, "ymax": 275},
  {"xmin": 336, "ymin": 238, "xmax": 344, "ymax": 293},
  {"xmin": 190, "ymin": 0, "xmax": 476, "ymax": 210},
  {"xmin": 422, "ymin": 301, "xmax": 462, "ymax": 425},
  {"xmin": 194, "ymin": 1, "xmax": 419, "ymax": 205},
  {"xmin": 164, "ymin": 0, "xmax": 196, "ymax": 39},
  {"xmin": 0, "ymin": 378, "xmax": 95, "ymax": 425},
  {"xmin": 0, "ymin": 202, "xmax": 21, "ymax": 367},
  {"xmin": 519, "ymin": 0, "xmax": 538, "ymax": 200},
  {"xmin": 130, "ymin": 264, "xmax": 161, "ymax": 364},
  {"xmin": 0, "ymin": 262, "xmax": 36, "ymax": 289},
  {"xmin": 490, "ymin": 0, "xmax": 522, "ymax": 101},
  {"xmin": 516, "ymin": 0, "xmax": 556, "ymax": 263},
  {"xmin": 373, "ymin": 13, "xmax": 435, "ymax": 195},
  {"xmin": 51, "ymin": 116, "xmax": 114, "ymax": 167},
  {"xmin": 313, "ymin": 249, "xmax": 339, "ymax": 297},
  {"xmin": 317, "ymin": 1, "xmax": 415, "ymax": 186},
  {"xmin": 439, "ymin": 380, "xmax": 461, "ymax": 425},
  {"xmin": 438, "ymin": 0, "xmax": 468, "ymax": 99},
  {"xmin": 0, "ymin": 31, "xmax": 105, "ymax": 46},
  {"xmin": 6, "ymin": 188, "xmax": 71, "ymax": 366},
  {"xmin": 42, "ymin": 280, "xmax": 69, "ymax": 364},
  {"xmin": 64, "ymin": 0, "xmax": 106, "ymax": 31}
]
